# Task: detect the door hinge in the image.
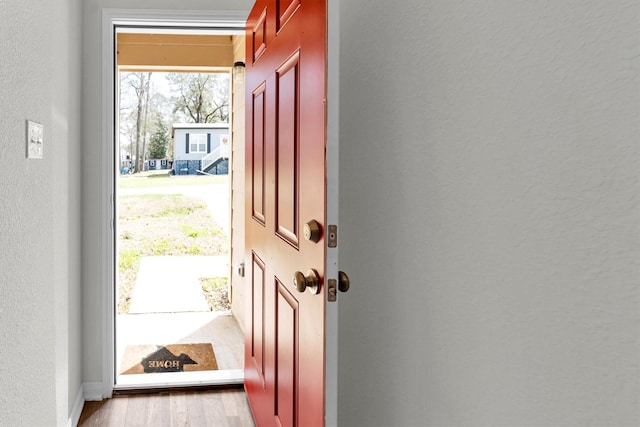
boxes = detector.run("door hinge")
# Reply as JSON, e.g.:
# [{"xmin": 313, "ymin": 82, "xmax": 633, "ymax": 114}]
[{"xmin": 327, "ymin": 225, "xmax": 338, "ymax": 248}]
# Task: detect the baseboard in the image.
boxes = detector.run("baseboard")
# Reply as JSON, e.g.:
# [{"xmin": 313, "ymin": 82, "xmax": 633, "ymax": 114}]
[
  {"xmin": 66, "ymin": 384, "xmax": 85, "ymax": 427},
  {"xmin": 83, "ymin": 382, "xmax": 104, "ymax": 401}
]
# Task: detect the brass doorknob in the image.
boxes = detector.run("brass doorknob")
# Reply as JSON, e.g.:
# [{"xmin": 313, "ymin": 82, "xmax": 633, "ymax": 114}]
[
  {"xmin": 293, "ymin": 269, "xmax": 321, "ymax": 295},
  {"xmin": 338, "ymin": 271, "xmax": 350, "ymax": 292}
]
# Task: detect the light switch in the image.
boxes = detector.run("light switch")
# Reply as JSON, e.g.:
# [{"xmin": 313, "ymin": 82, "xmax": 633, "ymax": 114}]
[{"xmin": 27, "ymin": 120, "xmax": 43, "ymax": 159}]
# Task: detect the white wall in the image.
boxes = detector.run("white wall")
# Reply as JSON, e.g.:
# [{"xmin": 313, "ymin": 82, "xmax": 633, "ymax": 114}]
[
  {"xmin": 339, "ymin": 1, "xmax": 639, "ymax": 426},
  {"xmin": 0, "ymin": 0, "xmax": 82, "ymax": 425},
  {"xmin": 81, "ymin": 0, "xmax": 253, "ymax": 387}
]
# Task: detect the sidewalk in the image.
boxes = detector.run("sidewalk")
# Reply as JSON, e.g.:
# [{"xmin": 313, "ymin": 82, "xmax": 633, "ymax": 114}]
[
  {"xmin": 117, "ymin": 255, "xmax": 243, "ymax": 378},
  {"xmin": 128, "ymin": 255, "xmax": 228, "ymax": 313},
  {"xmin": 115, "ymin": 179, "xmax": 242, "ymax": 384}
]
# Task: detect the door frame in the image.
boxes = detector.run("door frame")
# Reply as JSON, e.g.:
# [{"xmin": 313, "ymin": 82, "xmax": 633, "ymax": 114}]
[
  {"xmin": 325, "ymin": 2, "xmax": 340, "ymax": 425},
  {"xmin": 100, "ymin": 8, "xmax": 247, "ymax": 397},
  {"xmin": 100, "ymin": 5, "xmax": 339, "ymax": 425}
]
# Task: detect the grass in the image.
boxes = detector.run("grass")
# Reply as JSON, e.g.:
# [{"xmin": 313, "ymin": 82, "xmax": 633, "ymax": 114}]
[
  {"xmin": 118, "ymin": 171, "xmax": 228, "ymax": 189},
  {"xmin": 200, "ymin": 277, "xmax": 231, "ymax": 312},
  {"xmin": 117, "ymin": 193, "xmax": 228, "ymax": 313},
  {"xmin": 180, "ymin": 224, "xmax": 203, "ymax": 238}
]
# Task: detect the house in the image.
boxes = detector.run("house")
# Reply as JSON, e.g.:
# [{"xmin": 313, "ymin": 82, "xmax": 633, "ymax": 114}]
[
  {"xmin": 1, "ymin": 1, "xmax": 638, "ymax": 427},
  {"xmin": 171, "ymin": 123, "xmax": 230, "ymax": 175}
]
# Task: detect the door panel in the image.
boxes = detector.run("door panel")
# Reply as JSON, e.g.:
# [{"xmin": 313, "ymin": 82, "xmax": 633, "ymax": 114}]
[
  {"xmin": 251, "ymin": 8, "xmax": 267, "ymax": 62},
  {"xmin": 252, "ymin": 84, "xmax": 267, "ymax": 224},
  {"xmin": 275, "ymin": 52, "xmax": 300, "ymax": 247},
  {"xmin": 275, "ymin": 281, "xmax": 298, "ymax": 427},
  {"xmin": 250, "ymin": 253, "xmax": 266, "ymax": 387},
  {"xmin": 277, "ymin": 0, "xmax": 300, "ymax": 31},
  {"xmin": 245, "ymin": 1, "xmax": 327, "ymax": 426}
]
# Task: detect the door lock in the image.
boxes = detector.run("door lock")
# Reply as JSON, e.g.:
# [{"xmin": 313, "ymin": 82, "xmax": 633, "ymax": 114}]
[
  {"xmin": 235, "ymin": 262, "xmax": 245, "ymax": 277},
  {"xmin": 293, "ymin": 269, "xmax": 321, "ymax": 295},
  {"xmin": 303, "ymin": 220, "xmax": 321, "ymax": 243}
]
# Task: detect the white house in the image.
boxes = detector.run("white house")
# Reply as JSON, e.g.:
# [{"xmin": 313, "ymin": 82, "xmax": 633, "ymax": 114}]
[{"xmin": 171, "ymin": 123, "xmax": 230, "ymax": 175}]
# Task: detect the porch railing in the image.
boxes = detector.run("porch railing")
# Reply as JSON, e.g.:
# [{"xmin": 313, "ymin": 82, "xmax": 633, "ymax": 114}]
[{"xmin": 201, "ymin": 144, "xmax": 230, "ymax": 172}]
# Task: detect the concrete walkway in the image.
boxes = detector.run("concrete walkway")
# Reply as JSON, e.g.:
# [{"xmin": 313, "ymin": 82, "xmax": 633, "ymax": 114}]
[
  {"xmin": 128, "ymin": 255, "xmax": 229, "ymax": 314},
  {"xmin": 115, "ymin": 179, "xmax": 243, "ymax": 385},
  {"xmin": 116, "ymin": 311, "xmax": 244, "ymax": 374}
]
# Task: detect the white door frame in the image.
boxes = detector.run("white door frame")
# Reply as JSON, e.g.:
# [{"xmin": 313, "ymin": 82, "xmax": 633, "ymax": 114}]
[
  {"xmin": 100, "ymin": 8, "xmax": 247, "ymax": 398},
  {"xmin": 325, "ymin": 1, "xmax": 340, "ymax": 425},
  {"xmin": 100, "ymin": 6, "xmax": 340, "ymax": 426}
]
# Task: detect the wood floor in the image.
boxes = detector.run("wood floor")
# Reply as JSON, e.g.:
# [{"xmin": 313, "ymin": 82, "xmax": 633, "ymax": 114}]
[{"xmin": 78, "ymin": 388, "xmax": 255, "ymax": 426}]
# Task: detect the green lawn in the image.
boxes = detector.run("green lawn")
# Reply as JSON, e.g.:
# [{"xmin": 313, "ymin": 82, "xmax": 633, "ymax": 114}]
[
  {"xmin": 116, "ymin": 193, "xmax": 228, "ymax": 313},
  {"xmin": 118, "ymin": 171, "xmax": 228, "ymax": 189}
]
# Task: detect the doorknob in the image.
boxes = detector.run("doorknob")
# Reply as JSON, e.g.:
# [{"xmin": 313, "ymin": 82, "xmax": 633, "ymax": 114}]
[
  {"xmin": 293, "ymin": 269, "xmax": 321, "ymax": 295},
  {"xmin": 338, "ymin": 271, "xmax": 350, "ymax": 292}
]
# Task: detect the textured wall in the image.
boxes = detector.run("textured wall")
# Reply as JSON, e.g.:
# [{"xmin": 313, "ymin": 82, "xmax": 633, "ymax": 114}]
[
  {"xmin": 0, "ymin": 0, "xmax": 82, "ymax": 426},
  {"xmin": 52, "ymin": 2, "xmax": 83, "ymax": 425},
  {"xmin": 339, "ymin": 1, "xmax": 639, "ymax": 426},
  {"xmin": 81, "ymin": 0, "xmax": 253, "ymax": 386}
]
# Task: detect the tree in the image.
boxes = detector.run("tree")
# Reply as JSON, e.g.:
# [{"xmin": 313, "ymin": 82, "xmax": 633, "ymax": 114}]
[
  {"xmin": 167, "ymin": 73, "xmax": 229, "ymax": 123},
  {"xmin": 118, "ymin": 72, "xmax": 228, "ymax": 168},
  {"xmin": 148, "ymin": 116, "xmax": 170, "ymax": 159},
  {"xmin": 118, "ymin": 74, "xmax": 138, "ymax": 165},
  {"xmin": 120, "ymin": 72, "xmax": 152, "ymax": 172}
]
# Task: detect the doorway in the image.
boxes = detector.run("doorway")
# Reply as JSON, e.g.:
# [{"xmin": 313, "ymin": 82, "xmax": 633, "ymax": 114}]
[
  {"xmin": 110, "ymin": 24, "xmax": 247, "ymax": 390},
  {"xmin": 101, "ymin": 10, "xmax": 341, "ymax": 423}
]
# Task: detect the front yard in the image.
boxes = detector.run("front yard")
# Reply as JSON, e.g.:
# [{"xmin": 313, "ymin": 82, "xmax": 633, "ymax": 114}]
[{"xmin": 117, "ymin": 191, "xmax": 228, "ymax": 313}]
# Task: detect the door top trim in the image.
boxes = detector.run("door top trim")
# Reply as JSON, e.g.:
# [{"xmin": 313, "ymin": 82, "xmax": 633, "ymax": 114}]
[{"xmin": 105, "ymin": 8, "xmax": 248, "ymax": 29}]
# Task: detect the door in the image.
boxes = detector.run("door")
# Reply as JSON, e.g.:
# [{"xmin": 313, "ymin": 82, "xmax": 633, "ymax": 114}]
[{"xmin": 245, "ymin": 1, "xmax": 327, "ymax": 426}]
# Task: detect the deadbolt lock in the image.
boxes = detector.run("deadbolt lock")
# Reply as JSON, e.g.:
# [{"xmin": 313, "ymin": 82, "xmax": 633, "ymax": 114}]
[
  {"xmin": 293, "ymin": 269, "xmax": 321, "ymax": 295},
  {"xmin": 303, "ymin": 220, "xmax": 321, "ymax": 243}
]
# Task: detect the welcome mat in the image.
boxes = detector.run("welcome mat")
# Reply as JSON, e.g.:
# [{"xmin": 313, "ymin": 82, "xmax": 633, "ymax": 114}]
[{"xmin": 120, "ymin": 343, "xmax": 218, "ymax": 375}]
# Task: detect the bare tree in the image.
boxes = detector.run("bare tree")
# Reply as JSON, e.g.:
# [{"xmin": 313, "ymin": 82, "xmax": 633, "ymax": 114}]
[
  {"xmin": 118, "ymin": 72, "xmax": 228, "ymax": 171},
  {"xmin": 120, "ymin": 72, "xmax": 152, "ymax": 172},
  {"xmin": 167, "ymin": 73, "xmax": 229, "ymax": 123},
  {"xmin": 118, "ymin": 74, "xmax": 137, "ymax": 168}
]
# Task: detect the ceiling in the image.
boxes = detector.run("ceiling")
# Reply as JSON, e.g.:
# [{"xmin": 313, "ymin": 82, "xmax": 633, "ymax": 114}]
[{"xmin": 117, "ymin": 33, "xmax": 239, "ymax": 71}]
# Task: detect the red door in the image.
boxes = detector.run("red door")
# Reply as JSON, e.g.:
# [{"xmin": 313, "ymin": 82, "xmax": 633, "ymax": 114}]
[{"xmin": 245, "ymin": 1, "xmax": 327, "ymax": 426}]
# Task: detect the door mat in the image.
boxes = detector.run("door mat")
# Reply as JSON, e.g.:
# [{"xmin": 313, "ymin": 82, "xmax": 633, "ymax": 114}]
[{"xmin": 120, "ymin": 343, "xmax": 218, "ymax": 375}]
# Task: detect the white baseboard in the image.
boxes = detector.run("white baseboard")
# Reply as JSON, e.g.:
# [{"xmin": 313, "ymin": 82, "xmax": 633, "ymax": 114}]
[
  {"xmin": 66, "ymin": 384, "xmax": 85, "ymax": 427},
  {"xmin": 64, "ymin": 382, "xmax": 104, "ymax": 426},
  {"xmin": 83, "ymin": 382, "xmax": 104, "ymax": 401}
]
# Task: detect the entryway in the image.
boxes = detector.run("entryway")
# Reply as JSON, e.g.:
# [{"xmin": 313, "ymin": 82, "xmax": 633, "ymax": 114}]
[
  {"xmin": 110, "ymin": 22, "xmax": 247, "ymax": 390},
  {"xmin": 115, "ymin": 173, "xmax": 243, "ymax": 388},
  {"xmin": 101, "ymin": 7, "xmax": 341, "ymax": 425}
]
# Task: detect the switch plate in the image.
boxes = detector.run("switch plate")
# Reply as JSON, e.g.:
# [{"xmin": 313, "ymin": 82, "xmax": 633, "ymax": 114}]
[{"xmin": 26, "ymin": 120, "xmax": 43, "ymax": 159}]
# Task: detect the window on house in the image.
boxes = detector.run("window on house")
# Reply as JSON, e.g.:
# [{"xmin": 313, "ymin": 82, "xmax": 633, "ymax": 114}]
[{"xmin": 190, "ymin": 133, "xmax": 208, "ymax": 153}]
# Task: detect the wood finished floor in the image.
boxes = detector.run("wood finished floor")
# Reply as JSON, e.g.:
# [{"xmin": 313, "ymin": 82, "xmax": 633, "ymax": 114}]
[{"xmin": 78, "ymin": 388, "xmax": 255, "ymax": 427}]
